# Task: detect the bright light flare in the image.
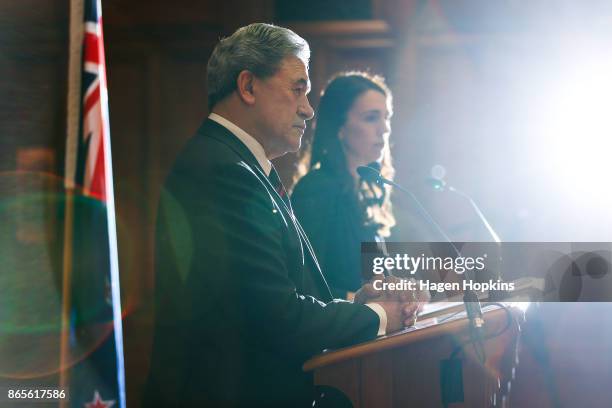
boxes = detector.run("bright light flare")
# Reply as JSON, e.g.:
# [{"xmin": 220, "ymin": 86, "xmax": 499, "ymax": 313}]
[{"xmin": 535, "ymin": 55, "xmax": 612, "ymax": 205}]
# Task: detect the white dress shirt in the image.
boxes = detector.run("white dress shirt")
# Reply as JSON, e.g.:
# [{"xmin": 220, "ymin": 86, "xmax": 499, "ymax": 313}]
[{"xmin": 209, "ymin": 113, "xmax": 272, "ymax": 176}]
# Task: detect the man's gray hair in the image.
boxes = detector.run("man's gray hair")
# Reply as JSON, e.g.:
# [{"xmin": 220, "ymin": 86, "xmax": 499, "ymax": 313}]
[{"xmin": 207, "ymin": 23, "xmax": 310, "ymax": 109}]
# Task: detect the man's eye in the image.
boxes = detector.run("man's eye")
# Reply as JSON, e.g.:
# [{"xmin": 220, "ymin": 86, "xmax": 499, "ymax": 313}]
[{"xmin": 293, "ymin": 88, "xmax": 304, "ymax": 95}]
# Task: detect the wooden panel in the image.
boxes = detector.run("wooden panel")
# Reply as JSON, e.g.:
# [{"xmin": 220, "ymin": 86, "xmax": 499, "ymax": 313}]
[
  {"xmin": 361, "ymin": 351, "xmax": 393, "ymax": 408},
  {"xmin": 157, "ymin": 48, "xmax": 210, "ymax": 178},
  {"xmin": 0, "ymin": 46, "xmax": 67, "ymax": 174},
  {"xmin": 315, "ymin": 359, "xmax": 362, "ymax": 408},
  {"xmin": 0, "ymin": 0, "xmax": 67, "ymax": 172},
  {"xmin": 309, "ymin": 306, "xmax": 522, "ymax": 407},
  {"xmin": 391, "ymin": 335, "xmax": 454, "ymax": 408},
  {"xmin": 106, "ymin": 53, "xmax": 149, "ymax": 294},
  {"xmin": 104, "ymin": 0, "xmax": 222, "ymax": 26}
]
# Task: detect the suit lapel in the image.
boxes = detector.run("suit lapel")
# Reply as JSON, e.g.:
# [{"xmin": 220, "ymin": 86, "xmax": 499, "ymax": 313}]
[
  {"xmin": 198, "ymin": 119, "xmax": 263, "ymax": 171},
  {"xmin": 249, "ymin": 165, "xmax": 333, "ymax": 301},
  {"xmin": 198, "ymin": 119, "xmax": 333, "ymax": 300}
]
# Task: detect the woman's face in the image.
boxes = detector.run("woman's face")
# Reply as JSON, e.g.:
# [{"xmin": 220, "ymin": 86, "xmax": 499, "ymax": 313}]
[{"xmin": 340, "ymin": 89, "xmax": 391, "ymax": 168}]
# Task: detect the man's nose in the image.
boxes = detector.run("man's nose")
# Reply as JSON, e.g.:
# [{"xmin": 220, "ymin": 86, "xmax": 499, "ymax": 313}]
[{"xmin": 298, "ymin": 97, "xmax": 315, "ymax": 121}]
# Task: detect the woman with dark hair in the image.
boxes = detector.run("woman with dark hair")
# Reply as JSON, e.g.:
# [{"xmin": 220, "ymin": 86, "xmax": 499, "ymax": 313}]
[{"xmin": 292, "ymin": 71, "xmax": 395, "ymax": 299}]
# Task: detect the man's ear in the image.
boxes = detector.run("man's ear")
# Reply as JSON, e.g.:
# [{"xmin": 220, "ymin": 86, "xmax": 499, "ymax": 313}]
[{"xmin": 236, "ymin": 70, "xmax": 256, "ymax": 105}]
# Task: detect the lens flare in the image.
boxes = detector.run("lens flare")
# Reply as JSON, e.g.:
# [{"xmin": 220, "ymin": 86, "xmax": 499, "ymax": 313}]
[{"xmin": 0, "ymin": 172, "xmax": 119, "ymax": 379}]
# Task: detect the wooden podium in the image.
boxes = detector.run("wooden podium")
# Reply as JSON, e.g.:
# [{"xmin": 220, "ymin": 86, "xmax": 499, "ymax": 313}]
[{"xmin": 304, "ymin": 304, "xmax": 523, "ymax": 408}]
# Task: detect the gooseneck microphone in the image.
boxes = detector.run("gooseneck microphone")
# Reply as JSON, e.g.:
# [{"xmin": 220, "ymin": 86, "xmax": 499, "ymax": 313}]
[
  {"xmin": 426, "ymin": 178, "xmax": 501, "ymax": 243},
  {"xmin": 359, "ymin": 166, "xmax": 454, "ymax": 244},
  {"xmin": 357, "ymin": 165, "xmax": 484, "ymax": 329}
]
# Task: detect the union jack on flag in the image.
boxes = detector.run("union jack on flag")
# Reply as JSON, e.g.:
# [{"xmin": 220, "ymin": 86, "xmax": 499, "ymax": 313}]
[
  {"xmin": 63, "ymin": 0, "xmax": 126, "ymax": 407},
  {"xmin": 73, "ymin": 0, "xmax": 109, "ymax": 199}
]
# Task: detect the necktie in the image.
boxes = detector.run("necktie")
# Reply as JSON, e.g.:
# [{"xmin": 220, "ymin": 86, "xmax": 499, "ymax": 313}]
[
  {"xmin": 269, "ymin": 165, "xmax": 292, "ymax": 211},
  {"xmin": 269, "ymin": 165, "xmax": 324, "ymax": 278}
]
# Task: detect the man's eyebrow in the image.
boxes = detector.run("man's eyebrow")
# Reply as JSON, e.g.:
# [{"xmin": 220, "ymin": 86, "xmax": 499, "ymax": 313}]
[{"xmin": 294, "ymin": 78, "xmax": 311, "ymax": 92}]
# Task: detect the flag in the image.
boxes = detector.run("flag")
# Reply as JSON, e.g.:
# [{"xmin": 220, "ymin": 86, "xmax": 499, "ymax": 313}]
[{"xmin": 63, "ymin": 0, "xmax": 126, "ymax": 406}]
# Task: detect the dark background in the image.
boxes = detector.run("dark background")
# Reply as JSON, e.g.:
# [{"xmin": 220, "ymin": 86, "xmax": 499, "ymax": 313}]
[{"xmin": 2, "ymin": 1, "xmax": 612, "ymax": 406}]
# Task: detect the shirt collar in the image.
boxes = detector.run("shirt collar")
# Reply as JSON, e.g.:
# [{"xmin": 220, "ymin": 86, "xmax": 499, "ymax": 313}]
[{"xmin": 208, "ymin": 112, "xmax": 272, "ymax": 176}]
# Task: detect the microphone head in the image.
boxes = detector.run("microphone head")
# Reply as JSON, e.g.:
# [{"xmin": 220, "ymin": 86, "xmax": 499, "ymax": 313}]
[
  {"xmin": 426, "ymin": 177, "xmax": 447, "ymax": 191},
  {"xmin": 357, "ymin": 165, "xmax": 382, "ymax": 183}
]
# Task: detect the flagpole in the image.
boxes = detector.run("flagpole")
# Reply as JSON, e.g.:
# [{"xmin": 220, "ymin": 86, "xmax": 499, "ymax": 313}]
[
  {"xmin": 97, "ymin": 0, "xmax": 128, "ymax": 404},
  {"xmin": 60, "ymin": 0, "xmax": 85, "ymax": 404}
]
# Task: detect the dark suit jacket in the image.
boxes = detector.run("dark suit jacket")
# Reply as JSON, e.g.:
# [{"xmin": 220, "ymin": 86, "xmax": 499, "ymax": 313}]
[
  {"xmin": 143, "ymin": 119, "xmax": 379, "ymax": 407},
  {"xmin": 292, "ymin": 168, "xmax": 382, "ymax": 298}
]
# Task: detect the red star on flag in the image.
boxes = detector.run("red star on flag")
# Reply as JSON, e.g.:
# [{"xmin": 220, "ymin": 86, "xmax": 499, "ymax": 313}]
[{"xmin": 85, "ymin": 391, "xmax": 115, "ymax": 408}]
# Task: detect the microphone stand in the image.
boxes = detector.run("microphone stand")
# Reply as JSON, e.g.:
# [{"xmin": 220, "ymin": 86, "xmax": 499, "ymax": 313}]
[
  {"xmin": 428, "ymin": 178, "xmax": 501, "ymax": 243},
  {"xmin": 358, "ymin": 166, "xmax": 485, "ymax": 331},
  {"xmin": 428, "ymin": 178, "xmax": 506, "ymax": 301}
]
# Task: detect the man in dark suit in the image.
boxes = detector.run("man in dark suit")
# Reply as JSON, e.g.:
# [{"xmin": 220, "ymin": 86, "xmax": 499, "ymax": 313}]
[{"xmin": 144, "ymin": 23, "xmax": 418, "ymax": 407}]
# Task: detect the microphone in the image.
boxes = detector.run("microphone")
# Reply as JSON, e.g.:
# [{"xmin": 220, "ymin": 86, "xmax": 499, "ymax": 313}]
[
  {"xmin": 358, "ymin": 166, "xmax": 455, "ymax": 244},
  {"xmin": 425, "ymin": 178, "xmax": 501, "ymax": 243},
  {"xmin": 358, "ymin": 165, "xmax": 484, "ymax": 329},
  {"xmin": 357, "ymin": 164, "xmax": 382, "ymax": 183}
]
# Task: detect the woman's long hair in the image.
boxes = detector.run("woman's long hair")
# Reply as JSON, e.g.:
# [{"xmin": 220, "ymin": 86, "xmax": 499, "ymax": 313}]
[{"xmin": 295, "ymin": 71, "xmax": 396, "ymax": 237}]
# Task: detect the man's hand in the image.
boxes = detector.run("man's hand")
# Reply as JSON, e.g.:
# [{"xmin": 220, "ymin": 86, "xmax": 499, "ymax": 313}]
[
  {"xmin": 381, "ymin": 300, "xmax": 420, "ymax": 333},
  {"xmin": 354, "ymin": 275, "xmax": 417, "ymax": 304},
  {"xmin": 355, "ymin": 275, "xmax": 429, "ymax": 333}
]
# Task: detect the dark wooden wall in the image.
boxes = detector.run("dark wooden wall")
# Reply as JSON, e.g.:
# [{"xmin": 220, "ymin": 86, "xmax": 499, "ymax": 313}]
[
  {"xmin": 0, "ymin": 1, "xmax": 68, "ymax": 172},
  {"xmin": 5, "ymin": 1, "xmax": 612, "ymax": 406}
]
